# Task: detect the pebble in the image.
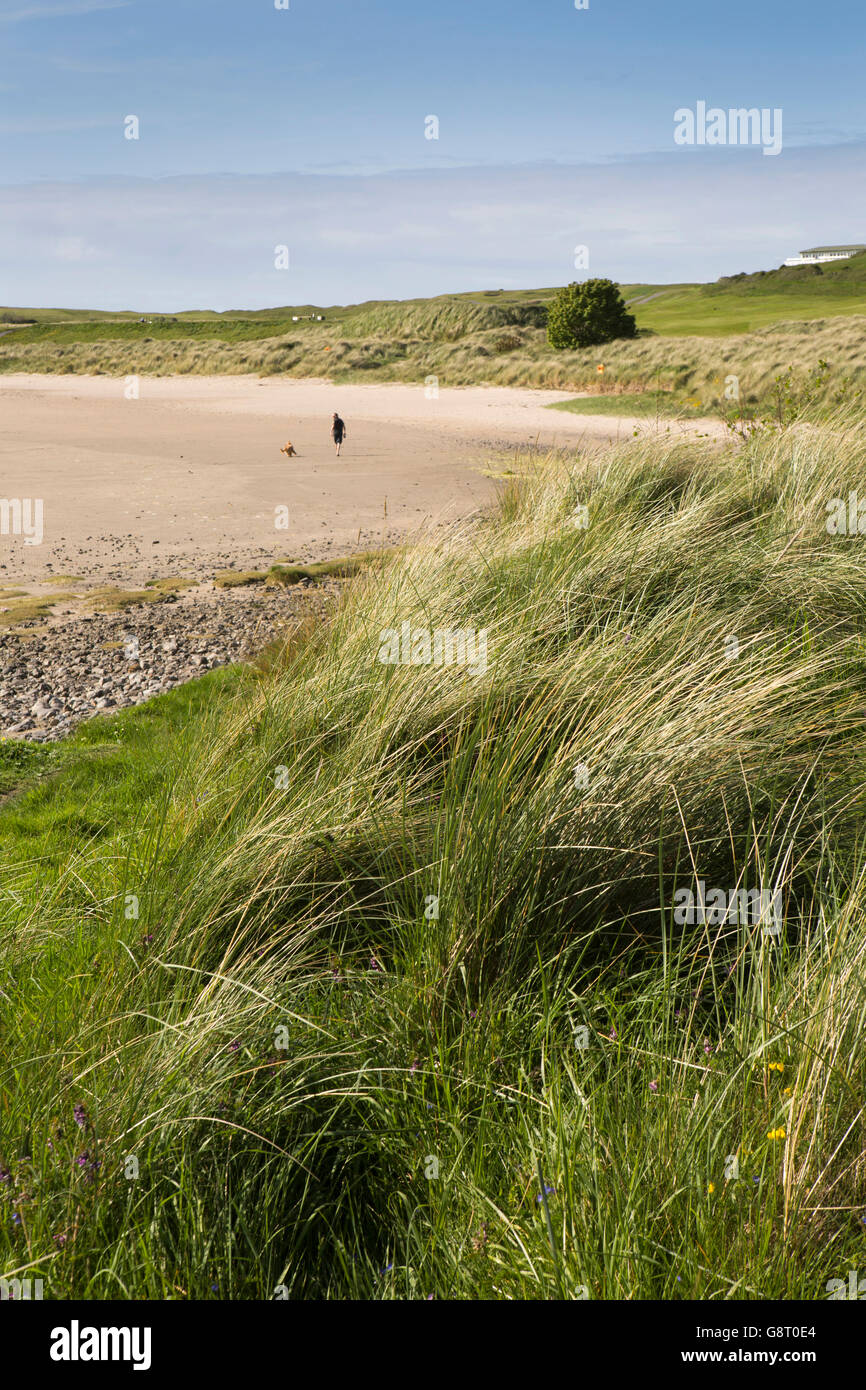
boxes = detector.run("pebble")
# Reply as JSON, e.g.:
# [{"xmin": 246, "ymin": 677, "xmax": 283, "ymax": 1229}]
[{"xmin": 0, "ymin": 580, "xmax": 340, "ymax": 743}]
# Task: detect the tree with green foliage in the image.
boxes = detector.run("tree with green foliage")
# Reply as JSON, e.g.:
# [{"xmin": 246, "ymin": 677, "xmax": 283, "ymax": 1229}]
[{"xmin": 546, "ymin": 278, "xmax": 637, "ymax": 350}]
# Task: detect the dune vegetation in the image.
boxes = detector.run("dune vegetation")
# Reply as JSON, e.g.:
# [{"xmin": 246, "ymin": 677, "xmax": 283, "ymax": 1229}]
[
  {"xmin": 2, "ymin": 407, "xmax": 866, "ymax": 1299},
  {"xmin": 2, "ymin": 257, "xmax": 866, "ymax": 420},
  {"xmin": 0, "ymin": 302, "xmax": 863, "ymax": 424}
]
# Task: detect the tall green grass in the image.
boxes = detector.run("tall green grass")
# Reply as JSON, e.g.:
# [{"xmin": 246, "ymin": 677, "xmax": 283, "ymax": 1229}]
[
  {"xmin": 2, "ymin": 307, "xmax": 863, "ymax": 420},
  {"xmin": 2, "ymin": 415, "xmax": 866, "ymax": 1299}
]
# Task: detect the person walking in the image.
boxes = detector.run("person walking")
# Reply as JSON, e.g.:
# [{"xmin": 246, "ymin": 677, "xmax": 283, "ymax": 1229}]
[{"xmin": 331, "ymin": 412, "xmax": 347, "ymax": 457}]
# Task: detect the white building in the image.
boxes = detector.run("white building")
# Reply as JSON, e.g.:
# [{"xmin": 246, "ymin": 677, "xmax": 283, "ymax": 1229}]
[{"xmin": 783, "ymin": 244, "xmax": 866, "ymax": 267}]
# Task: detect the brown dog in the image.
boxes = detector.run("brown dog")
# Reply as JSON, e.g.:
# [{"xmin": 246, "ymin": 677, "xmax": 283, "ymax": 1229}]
[{"xmin": 280, "ymin": 441, "xmax": 298, "ymax": 458}]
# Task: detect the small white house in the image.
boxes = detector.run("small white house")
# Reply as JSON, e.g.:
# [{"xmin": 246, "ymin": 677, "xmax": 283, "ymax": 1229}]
[{"xmin": 784, "ymin": 244, "xmax": 866, "ymax": 266}]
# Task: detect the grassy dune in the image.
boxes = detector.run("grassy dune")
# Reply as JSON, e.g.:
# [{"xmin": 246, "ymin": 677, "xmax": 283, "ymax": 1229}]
[
  {"xmin": 2, "ymin": 309, "xmax": 863, "ymax": 417},
  {"xmin": 6, "ymin": 253, "xmax": 866, "ymax": 338},
  {"xmin": 2, "ymin": 412, "xmax": 866, "ymax": 1299},
  {"xmin": 2, "ymin": 256, "xmax": 866, "ymax": 418},
  {"xmin": 2, "ymin": 272, "xmax": 865, "ymax": 418}
]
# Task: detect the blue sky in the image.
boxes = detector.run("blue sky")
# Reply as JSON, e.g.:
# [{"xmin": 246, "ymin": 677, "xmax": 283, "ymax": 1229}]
[{"xmin": 1, "ymin": 0, "xmax": 865, "ymax": 308}]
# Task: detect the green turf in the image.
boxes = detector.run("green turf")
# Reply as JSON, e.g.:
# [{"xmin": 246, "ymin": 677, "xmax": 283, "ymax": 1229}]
[
  {"xmin": 0, "ymin": 665, "xmax": 243, "ymax": 869},
  {"xmin": 622, "ymin": 254, "xmax": 866, "ymax": 336},
  {"xmin": 0, "ymin": 738, "xmax": 55, "ymax": 798}
]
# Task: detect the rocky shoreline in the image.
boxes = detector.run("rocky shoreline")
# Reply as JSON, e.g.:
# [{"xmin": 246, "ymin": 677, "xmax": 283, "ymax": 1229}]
[{"xmin": 0, "ymin": 579, "xmax": 341, "ymax": 742}]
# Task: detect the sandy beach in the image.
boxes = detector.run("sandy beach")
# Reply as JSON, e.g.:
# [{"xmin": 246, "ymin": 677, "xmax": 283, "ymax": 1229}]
[{"xmin": 0, "ymin": 374, "xmax": 721, "ymax": 590}]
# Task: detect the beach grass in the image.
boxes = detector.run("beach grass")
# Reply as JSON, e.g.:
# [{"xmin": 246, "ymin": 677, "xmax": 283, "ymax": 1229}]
[
  {"xmin": 548, "ymin": 391, "xmax": 709, "ymax": 419},
  {"xmin": 0, "ymin": 312, "xmax": 862, "ymax": 422},
  {"xmin": 3, "ymin": 262, "xmax": 866, "ymax": 420},
  {"xmin": 2, "ymin": 410, "xmax": 866, "ymax": 1299}
]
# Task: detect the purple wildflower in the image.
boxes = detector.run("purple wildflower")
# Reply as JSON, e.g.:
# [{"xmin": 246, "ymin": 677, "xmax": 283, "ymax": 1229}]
[
  {"xmin": 73, "ymin": 1103, "xmax": 87, "ymax": 1129},
  {"xmin": 649, "ymin": 1079, "xmax": 659, "ymax": 1093},
  {"xmin": 535, "ymin": 1184, "xmax": 556, "ymax": 1204},
  {"xmin": 74, "ymin": 1151, "xmax": 99, "ymax": 1179}
]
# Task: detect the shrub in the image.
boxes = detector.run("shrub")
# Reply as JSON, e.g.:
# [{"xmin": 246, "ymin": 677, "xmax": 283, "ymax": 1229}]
[{"xmin": 547, "ymin": 278, "xmax": 637, "ymax": 350}]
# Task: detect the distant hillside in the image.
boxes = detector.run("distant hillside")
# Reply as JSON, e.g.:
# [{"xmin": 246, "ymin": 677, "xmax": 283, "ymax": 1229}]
[
  {"xmin": 2, "ymin": 256, "xmax": 866, "ymax": 392},
  {"xmin": 706, "ymin": 250, "xmax": 866, "ymax": 297}
]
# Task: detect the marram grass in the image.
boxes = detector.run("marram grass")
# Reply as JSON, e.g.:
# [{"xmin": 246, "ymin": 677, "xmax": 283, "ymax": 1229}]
[
  {"xmin": 2, "ymin": 307, "xmax": 865, "ymax": 417},
  {"xmin": 2, "ymin": 414, "xmax": 866, "ymax": 1299}
]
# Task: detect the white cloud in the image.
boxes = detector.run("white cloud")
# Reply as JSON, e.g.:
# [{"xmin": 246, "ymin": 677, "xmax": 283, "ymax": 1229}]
[
  {"xmin": 53, "ymin": 235, "xmax": 99, "ymax": 262},
  {"xmin": 0, "ymin": 115, "xmax": 114, "ymax": 133},
  {"xmin": 0, "ymin": 0, "xmax": 129, "ymax": 23},
  {"xmin": 0, "ymin": 145, "xmax": 864, "ymax": 311}
]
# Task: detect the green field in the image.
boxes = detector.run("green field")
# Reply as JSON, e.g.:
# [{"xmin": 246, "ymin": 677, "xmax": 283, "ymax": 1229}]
[{"xmin": 3, "ymin": 408, "xmax": 866, "ymax": 1299}]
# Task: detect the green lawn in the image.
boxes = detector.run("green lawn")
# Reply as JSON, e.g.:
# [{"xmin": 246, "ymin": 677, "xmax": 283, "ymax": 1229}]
[
  {"xmin": 626, "ymin": 284, "xmax": 866, "ymax": 336},
  {"xmin": 0, "ymin": 665, "xmax": 243, "ymax": 874}
]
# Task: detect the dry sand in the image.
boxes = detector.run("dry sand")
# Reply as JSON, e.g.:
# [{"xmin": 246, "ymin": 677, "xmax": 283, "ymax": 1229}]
[{"xmin": 0, "ymin": 374, "xmax": 722, "ymax": 592}]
